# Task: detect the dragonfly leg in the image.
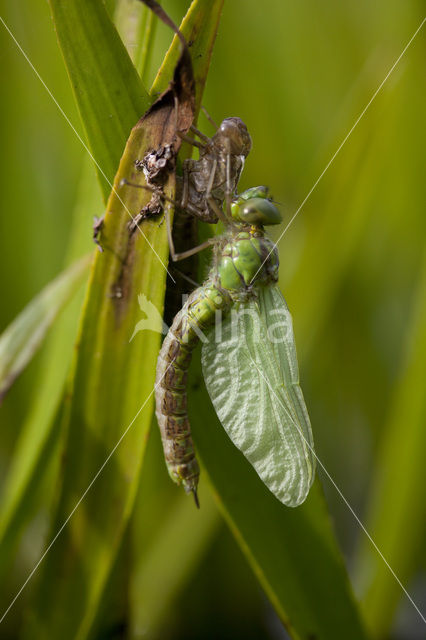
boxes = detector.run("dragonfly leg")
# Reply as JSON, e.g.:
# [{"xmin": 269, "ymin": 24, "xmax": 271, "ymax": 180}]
[
  {"xmin": 205, "ymin": 156, "xmax": 217, "ymax": 195},
  {"xmin": 206, "ymin": 196, "xmax": 228, "ymax": 226},
  {"xmin": 201, "ymin": 105, "xmax": 218, "ymax": 130},
  {"xmin": 176, "ymin": 131, "xmax": 205, "ymax": 150},
  {"xmin": 120, "ymin": 178, "xmax": 189, "ymax": 214},
  {"xmin": 93, "ymin": 215, "xmax": 104, "ymax": 252},
  {"xmin": 203, "ymin": 157, "xmax": 230, "ymax": 226},
  {"xmin": 189, "ymin": 124, "xmax": 211, "ymax": 144},
  {"xmin": 224, "ymin": 138, "xmax": 233, "ymax": 221},
  {"xmin": 205, "ymin": 157, "xmax": 224, "ymax": 224},
  {"xmin": 169, "ymin": 233, "xmax": 215, "ymax": 262},
  {"xmin": 165, "ymin": 203, "xmax": 177, "ymax": 258},
  {"xmin": 120, "ymin": 179, "xmax": 209, "ymax": 220},
  {"xmin": 165, "ymin": 199, "xmax": 217, "ymax": 261},
  {"xmin": 192, "ymin": 487, "xmax": 200, "ymax": 509},
  {"xmin": 171, "ymin": 266, "xmax": 200, "ymax": 289},
  {"xmin": 173, "ymin": 93, "xmax": 181, "ymax": 139},
  {"xmin": 181, "ymin": 159, "xmax": 191, "ymax": 208}
]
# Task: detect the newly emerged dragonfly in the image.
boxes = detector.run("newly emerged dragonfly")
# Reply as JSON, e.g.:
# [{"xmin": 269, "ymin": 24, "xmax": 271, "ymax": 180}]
[
  {"xmin": 136, "ymin": 0, "xmax": 315, "ymax": 506},
  {"xmin": 124, "ymin": 114, "xmax": 253, "ymax": 321},
  {"xmin": 156, "ymin": 187, "xmax": 316, "ymax": 507}
]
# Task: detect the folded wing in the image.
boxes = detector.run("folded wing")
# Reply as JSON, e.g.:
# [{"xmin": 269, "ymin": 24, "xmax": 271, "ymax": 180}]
[{"xmin": 201, "ymin": 285, "xmax": 315, "ymax": 506}]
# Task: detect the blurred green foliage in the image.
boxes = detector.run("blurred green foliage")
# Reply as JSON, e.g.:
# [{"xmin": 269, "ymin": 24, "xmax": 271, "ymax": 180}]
[{"xmin": 0, "ymin": 0, "xmax": 425, "ymax": 638}]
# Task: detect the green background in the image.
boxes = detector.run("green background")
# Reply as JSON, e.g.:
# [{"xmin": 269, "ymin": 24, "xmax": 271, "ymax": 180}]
[{"xmin": 0, "ymin": 1, "xmax": 425, "ymax": 638}]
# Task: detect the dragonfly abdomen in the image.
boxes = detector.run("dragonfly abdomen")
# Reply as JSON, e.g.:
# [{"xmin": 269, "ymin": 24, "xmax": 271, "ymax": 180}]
[{"xmin": 155, "ymin": 283, "xmax": 232, "ymax": 503}]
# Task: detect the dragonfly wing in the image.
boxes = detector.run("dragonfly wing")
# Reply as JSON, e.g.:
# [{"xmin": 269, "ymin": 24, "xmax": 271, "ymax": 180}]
[
  {"xmin": 260, "ymin": 286, "xmax": 316, "ymax": 477},
  {"xmin": 201, "ymin": 285, "xmax": 315, "ymax": 507}
]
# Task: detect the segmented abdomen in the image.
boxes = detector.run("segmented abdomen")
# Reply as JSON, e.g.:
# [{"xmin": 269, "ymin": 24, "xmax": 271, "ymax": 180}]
[{"xmin": 155, "ymin": 283, "xmax": 232, "ymax": 503}]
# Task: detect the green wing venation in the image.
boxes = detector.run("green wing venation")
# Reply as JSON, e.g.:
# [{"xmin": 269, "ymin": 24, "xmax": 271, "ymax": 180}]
[
  {"xmin": 259, "ymin": 286, "xmax": 316, "ymax": 474},
  {"xmin": 201, "ymin": 285, "xmax": 315, "ymax": 507}
]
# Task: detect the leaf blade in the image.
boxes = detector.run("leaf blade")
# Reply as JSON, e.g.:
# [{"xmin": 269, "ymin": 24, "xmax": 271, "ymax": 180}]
[
  {"xmin": 190, "ymin": 358, "xmax": 368, "ymax": 639},
  {"xmin": 49, "ymin": 0, "xmax": 151, "ymax": 201},
  {"xmin": 0, "ymin": 254, "xmax": 90, "ymax": 404},
  {"xmin": 354, "ymin": 253, "xmax": 426, "ymax": 636},
  {"xmin": 0, "ymin": 161, "xmax": 102, "ymax": 579},
  {"xmin": 22, "ymin": 3, "xmax": 225, "ymax": 637}
]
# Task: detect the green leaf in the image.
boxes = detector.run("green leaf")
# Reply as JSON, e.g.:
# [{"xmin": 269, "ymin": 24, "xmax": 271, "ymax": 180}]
[
  {"xmin": 49, "ymin": 0, "xmax": 151, "ymax": 201},
  {"xmin": 114, "ymin": 0, "xmax": 158, "ymax": 83},
  {"xmin": 127, "ymin": 421, "xmax": 220, "ymax": 638},
  {"xmin": 0, "ymin": 161, "xmax": 102, "ymax": 580},
  {"xmin": 286, "ymin": 112, "xmax": 382, "ymax": 360},
  {"xmin": 22, "ymin": 2, "xmax": 224, "ymax": 638},
  {"xmin": 0, "ymin": 0, "xmax": 155, "ymax": 612},
  {"xmin": 130, "ymin": 482, "xmax": 219, "ymax": 637},
  {"xmin": 1, "ymin": 2, "xmax": 423, "ymax": 636},
  {"xmin": 190, "ymin": 356, "xmax": 369, "ymax": 640},
  {"xmin": 0, "ymin": 254, "xmax": 90, "ymax": 404},
  {"xmin": 354, "ymin": 253, "xmax": 426, "ymax": 637},
  {"xmin": 22, "ymin": 110, "xmax": 173, "ymax": 640},
  {"xmin": 149, "ymin": 0, "xmax": 224, "ymax": 106}
]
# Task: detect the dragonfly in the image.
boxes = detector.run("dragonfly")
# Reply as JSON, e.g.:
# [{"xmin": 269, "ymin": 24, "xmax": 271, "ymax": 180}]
[
  {"xmin": 155, "ymin": 186, "xmax": 316, "ymax": 507},
  {"xmin": 164, "ymin": 114, "xmax": 252, "ymax": 323},
  {"xmin": 125, "ymin": 2, "xmax": 253, "ymax": 323},
  {"xmin": 129, "ymin": 114, "xmax": 252, "ymax": 253},
  {"xmin": 128, "ymin": 3, "xmax": 252, "ymax": 250},
  {"xmin": 176, "ymin": 114, "xmax": 252, "ymax": 225},
  {"xmin": 124, "ymin": 113, "xmax": 253, "ymax": 322}
]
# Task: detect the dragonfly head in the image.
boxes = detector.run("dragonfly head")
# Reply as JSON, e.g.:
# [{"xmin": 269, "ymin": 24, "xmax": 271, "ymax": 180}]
[
  {"xmin": 231, "ymin": 187, "xmax": 282, "ymax": 227},
  {"xmin": 213, "ymin": 117, "xmax": 252, "ymax": 156}
]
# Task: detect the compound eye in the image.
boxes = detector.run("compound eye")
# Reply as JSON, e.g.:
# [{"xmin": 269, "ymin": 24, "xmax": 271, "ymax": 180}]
[
  {"xmin": 219, "ymin": 120, "xmax": 232, "ymax": 135},
  {"xmin": 218, "ymin": 118, "xmax": 252, "ymax": 156},
  {"xmin": 239, "ymin": 198, "xmax": 282, "ymax": 226}
]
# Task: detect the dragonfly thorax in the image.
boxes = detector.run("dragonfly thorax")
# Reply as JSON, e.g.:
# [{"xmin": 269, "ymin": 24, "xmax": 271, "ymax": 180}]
[{"xmin": 212, "ymin": 231, "xmax": 279, "ymax": 294}]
